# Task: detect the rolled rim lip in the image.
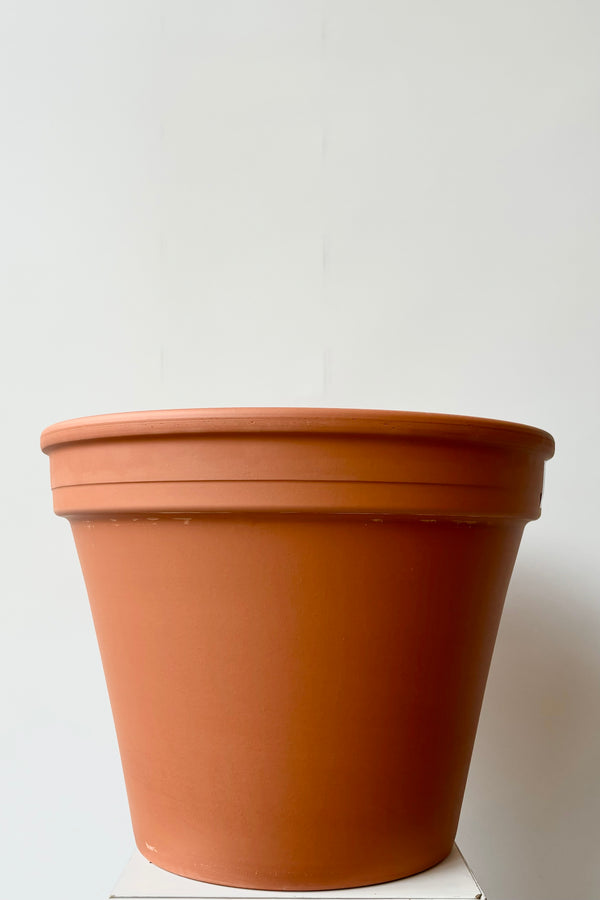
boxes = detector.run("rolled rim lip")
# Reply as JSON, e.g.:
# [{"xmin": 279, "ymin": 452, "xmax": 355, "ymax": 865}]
[{"xmin": 40, "ymin": 407, "xmax": 555, "ymax": 459}]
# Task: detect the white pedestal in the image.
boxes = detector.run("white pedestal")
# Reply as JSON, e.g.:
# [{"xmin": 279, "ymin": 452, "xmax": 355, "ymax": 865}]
[{"xmin": 110, "ymin": 845, "xmax": 485, "ymax": 900}]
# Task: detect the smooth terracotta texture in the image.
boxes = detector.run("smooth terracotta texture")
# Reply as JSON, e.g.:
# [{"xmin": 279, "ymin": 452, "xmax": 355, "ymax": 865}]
[{"xmin": 41, "ymin": 408, "xmax": 554, "ymax": 890}]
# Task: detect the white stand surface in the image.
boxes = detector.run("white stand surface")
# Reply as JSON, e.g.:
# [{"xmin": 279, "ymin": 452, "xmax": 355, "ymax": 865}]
[{"xmin": 110, "ymin": 845, "xmax": 484, "ymax": 900}]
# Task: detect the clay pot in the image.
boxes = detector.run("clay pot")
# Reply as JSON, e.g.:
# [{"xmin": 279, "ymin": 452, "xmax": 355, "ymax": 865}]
[{"xmin": 41, "ymin": 408, "xmax": 554, "ymax": 890}]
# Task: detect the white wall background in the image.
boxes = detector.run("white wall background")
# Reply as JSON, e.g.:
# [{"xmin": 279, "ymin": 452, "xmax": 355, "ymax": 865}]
[{"xmin": 1, "ymin": 2, "xmax": 599, "ymax": 898}]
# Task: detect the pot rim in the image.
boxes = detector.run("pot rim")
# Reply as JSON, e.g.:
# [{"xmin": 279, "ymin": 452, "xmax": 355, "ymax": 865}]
[{"xmin": 41, "ymin": 407, "xmax": 554, "ymax": 458}]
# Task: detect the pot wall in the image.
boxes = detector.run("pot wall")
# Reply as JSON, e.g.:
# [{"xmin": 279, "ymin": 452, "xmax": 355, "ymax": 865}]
[{"xmin": 71, "ymin": 512, "xmax": 523, "ymax": 888}]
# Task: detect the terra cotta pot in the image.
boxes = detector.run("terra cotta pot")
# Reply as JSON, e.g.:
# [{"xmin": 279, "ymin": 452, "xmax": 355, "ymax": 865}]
[{"xmin": 41, "ymin": 408, "xmax": 554, "ymax": 890}]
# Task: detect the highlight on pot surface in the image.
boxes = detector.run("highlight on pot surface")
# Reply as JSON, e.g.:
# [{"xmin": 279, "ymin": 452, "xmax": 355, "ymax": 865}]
[{"xmin": 41, "ymin": 408, "xmax": 554, "ymax": 890}]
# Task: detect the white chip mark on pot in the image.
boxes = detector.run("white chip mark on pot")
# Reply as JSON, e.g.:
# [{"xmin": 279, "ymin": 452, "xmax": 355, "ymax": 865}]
[
  {"xmin": 371, "ymin": 518, "xmax": 384, "ymax": 523},
  {"xmin": 145, "ymin": 842, "xmax": 158, "ymax": 853},
  {"xmin": 146, "ymin": 517, "xmax": 159, "ymax": 521},
  {"xmin": 173, "ymin": 517, "xmax": 191, "ymax": 525}
]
